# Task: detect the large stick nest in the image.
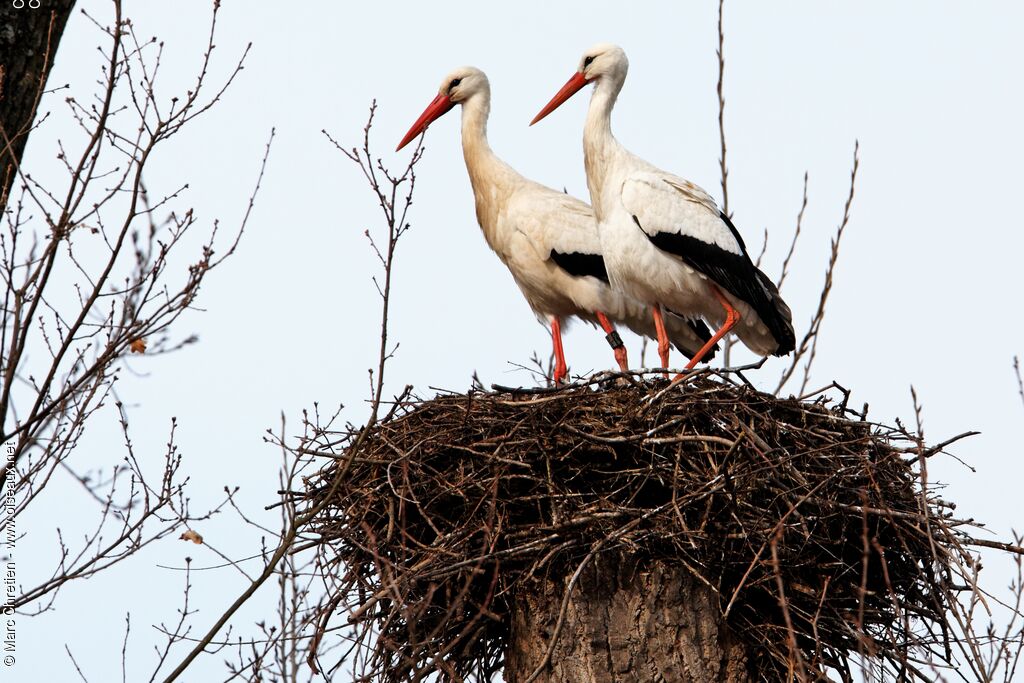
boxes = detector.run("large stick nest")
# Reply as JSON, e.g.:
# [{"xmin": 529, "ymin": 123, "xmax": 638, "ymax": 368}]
[{"xmin": 296, "ymin": 373, "xmax": 974, "ymax": 681}]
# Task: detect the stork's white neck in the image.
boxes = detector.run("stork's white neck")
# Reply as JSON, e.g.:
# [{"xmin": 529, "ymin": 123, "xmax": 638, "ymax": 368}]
[
  {"xmin": 583, "ymin": 74, "xmax": 625, "ymax": 220},
  {"xmin": 460, "ymin": 92, "xmax": 492, "ymax": 165},
  {"xmin": 459, "ymin": 92, "xmax": 514, "ymax": 250}
]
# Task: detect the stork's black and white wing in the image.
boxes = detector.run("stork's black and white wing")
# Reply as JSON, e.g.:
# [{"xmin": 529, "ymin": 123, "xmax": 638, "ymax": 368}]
[{"xmin": 621, "ymin": 172, "xmax": 794, "ymax": 355}]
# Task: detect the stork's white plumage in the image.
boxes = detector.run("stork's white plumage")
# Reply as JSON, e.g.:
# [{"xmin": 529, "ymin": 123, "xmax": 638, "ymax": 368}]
[
  {"xmin": 531, "ymin": 45, "xmax": 795, "ymax": 373},
  {"xmin": 396, "ymin": 67, "xmax": 717, "ymax": 383}
]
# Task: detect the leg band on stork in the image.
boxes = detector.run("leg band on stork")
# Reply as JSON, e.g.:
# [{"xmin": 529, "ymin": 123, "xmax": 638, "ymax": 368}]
[{"xmin": 596, "ymin": 311, "xmax": 629, "ymax": 372}]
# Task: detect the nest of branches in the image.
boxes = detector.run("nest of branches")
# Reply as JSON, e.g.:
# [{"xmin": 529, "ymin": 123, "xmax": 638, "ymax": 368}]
[{"xmin": 297, "ymin": 372, "xmax": 975, "ymax": 681}]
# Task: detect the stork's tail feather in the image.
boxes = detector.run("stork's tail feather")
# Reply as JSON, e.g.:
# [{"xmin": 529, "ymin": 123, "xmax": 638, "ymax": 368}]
[
  {"xmin": 666, "ymin": 310, "xmax": 719, "ymax": 362},
  {"xmin": 754, "ymin": 270, "xmax": 795, "ymax": 356}
]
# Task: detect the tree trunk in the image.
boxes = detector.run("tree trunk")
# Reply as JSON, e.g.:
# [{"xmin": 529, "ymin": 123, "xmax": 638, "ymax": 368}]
[
  {"xmin": 507, "ymin": 554, "xmax": 752, "ymax": 683},
  {"xmin": 0, "ymin": 1, "xmax": 77, "ymax": 213}
]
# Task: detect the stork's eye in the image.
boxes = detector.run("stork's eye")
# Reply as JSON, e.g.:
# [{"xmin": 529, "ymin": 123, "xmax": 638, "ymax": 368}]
[
  {"xmin": 583, "ymin": 56, "xmax": 595, "ymax": 67},
  {"xmin": 449, "ymin": 78, "xmax": 462, "ymax": 90}
]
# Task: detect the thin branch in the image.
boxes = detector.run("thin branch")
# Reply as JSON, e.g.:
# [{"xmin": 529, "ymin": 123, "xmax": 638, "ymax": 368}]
[
  {"xmin": 775, "ymin": 141, "xmax": 859, "ymax": 395},
  {"xmin": 777, "ymin": 171, "xmax": 808, "ymax": 291}
]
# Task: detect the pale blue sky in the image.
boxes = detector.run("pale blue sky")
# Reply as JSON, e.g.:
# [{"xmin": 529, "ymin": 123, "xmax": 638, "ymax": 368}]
[{"xmin": 14, "ymin": 1, "xmax": 1024, "ymax": 680}]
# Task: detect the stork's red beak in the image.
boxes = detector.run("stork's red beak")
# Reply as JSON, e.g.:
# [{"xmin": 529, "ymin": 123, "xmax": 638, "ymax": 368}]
[
  {"xmin": 530, "ymin": 72, "xmax": 589, "ymax": 126},
  {"xmin": 396, "ymin": 93, "xmax": 456, "ymax": 151}
]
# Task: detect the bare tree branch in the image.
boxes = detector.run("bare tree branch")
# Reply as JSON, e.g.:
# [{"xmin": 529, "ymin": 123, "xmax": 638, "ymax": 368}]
[
  {"xmin": 158, "ymin": 104, "xmax": 425, "ymax": 682},
  {"xmin": 775, "ymin": 141, "xmax": 859, "ymax": 395}
]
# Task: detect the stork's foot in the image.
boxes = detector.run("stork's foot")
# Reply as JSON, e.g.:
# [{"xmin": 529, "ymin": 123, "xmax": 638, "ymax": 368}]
[
  {"xmin": 655, "ymin": 335, "xmax": 671, "ymax": 378},
  {"xmin": 550, "ymin": 316, "xmax": 568, "ymax": 386},
  {"xmin": 658, "ymin": 344, "xmax": 671, "ymax": 378},
  {"xmin": 651, "ymin": 305, "xmax": 672, "ymax": 379},
  {"xmin": 552, "ymin": 353, "xmax": 568, "ymax": 385},
  {"xmin": 613, "ymin": 346, "xmax": 629, "ymax": 372}
]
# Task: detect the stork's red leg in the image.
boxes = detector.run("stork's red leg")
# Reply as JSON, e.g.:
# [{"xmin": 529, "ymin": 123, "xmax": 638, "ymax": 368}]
[
  {"xmin": 596, "ymin": 311, "xmax": 629, "ymax": 372},
  {"xmin": 680, "ymin": 284, "xmax": 741, "ymax": 374},
  {"xmin": 550, "ymin": 317, "xmax": 568, "ymax": 384},
  {"xmin": 651, "ymin": 304, "xmax": 671, "ymax": 375}
]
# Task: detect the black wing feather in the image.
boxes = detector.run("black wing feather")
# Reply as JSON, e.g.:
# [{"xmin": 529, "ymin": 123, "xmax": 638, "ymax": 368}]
[
  {"xmin": 549, "ymin": 250, "xmax": 609, "ymax": 284},
  {"xmin": 638, "ymin": 213, "xmax": 795, "ymax": 355}
]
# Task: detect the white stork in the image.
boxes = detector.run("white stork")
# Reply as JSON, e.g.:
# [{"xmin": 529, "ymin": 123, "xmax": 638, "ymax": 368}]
[
  {"xmin": 531, "ymin": 45, "xmax": 795, "ymax": 373},
  {"xmin": 396, "ymin": 66, "xmax": 718, "ymax": 384}
]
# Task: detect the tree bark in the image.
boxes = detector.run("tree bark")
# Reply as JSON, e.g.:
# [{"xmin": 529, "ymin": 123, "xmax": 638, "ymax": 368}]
[
  {"xmin": 0, "ymin": 1, "xmax": 77, "ymax": 213},
  {"xmin": 507, "ymin": 554, "xmax": 752, "ymax": 683}
]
